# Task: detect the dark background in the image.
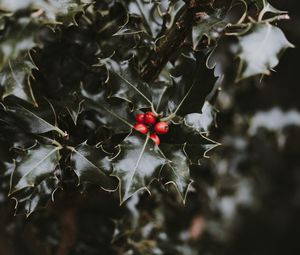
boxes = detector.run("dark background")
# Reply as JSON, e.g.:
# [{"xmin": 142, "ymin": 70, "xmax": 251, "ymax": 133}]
[{"xmin": 0, "ymin": 1, "xmax": 299, "ymax": 254}]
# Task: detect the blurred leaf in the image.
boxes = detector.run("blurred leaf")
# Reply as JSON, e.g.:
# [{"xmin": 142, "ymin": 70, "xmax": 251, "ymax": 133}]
[
  {"xmin": 236, "ymin": 23, "xmax": 294, "ymax": 81},
  {"xmin": 11, "ymin": 176, "xmax": 59, "ymax": 216},
  {"xmin": 0, "ymin": 17, "xmax": 40, "ymax": 69},
  {"xmin": 0, "ymin": 0, "xmax": 89, "ymax": 24},
  {"xmin": 111, "ymin": 131, "xmax": 166, "ymax": 203},
  {"xmin": 192, "ymin": 7, "xmax": 227, "ymax": 50},
  {"xmin": 1, "ymin": 53, "xmax": 37, "ymax": 106},
  {"xmin": 70, "ymin": 142, "xmax": 117, "ymax": 191},
  {"xmin": 184, "ymin": 101, "xmax": 216, "ymax": 133},
  {"xmin": 9, "ymin": 142, "xmax": 61, "ymax": 195}
]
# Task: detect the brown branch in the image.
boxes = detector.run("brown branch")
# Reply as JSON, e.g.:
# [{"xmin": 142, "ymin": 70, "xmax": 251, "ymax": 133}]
[
  {"xmin": 55, "ymin": 208, "xmax": 78, "ymax": 255},
  {"xmin": 141, "ymin": 0, "xmax": 214, "ymax": 83}
]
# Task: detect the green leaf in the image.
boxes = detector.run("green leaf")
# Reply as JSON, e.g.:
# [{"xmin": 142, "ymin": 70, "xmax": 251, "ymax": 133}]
[
  {"xmin": 6, "ymin": 104, "xmax": 65, "ymax": 136},
  {"xmin": 158, "ymin": 54, "xmax": 217, "ymax": 117},
  {"xmin": 48, "ymin": 0, "xmax": 88, "ymax": 25},
  {"xmin": 127, "ymin": 0, "xmax": 163, "ymax": 38},
  {"xmin": 66, "ymin": 97, "xmax": 84, "ymax": 125},
  {"xmin": 254, "ymin": 0, "xmax": 286, "ymax": 17},
  {"xmin": 0, "ymin": 17, "xmax": 40, "ymax": 69},
  {"xmin": 162, "ymin": 124, "xmax": 219, "ymax": 165},
  {"xmin": 82, "ymin": 88, "xmax": 134, "ymax": 133},
  {"xmin": 1, "ymin": 53, "xmax": 38, "ymax": 106},
  {"xmin": 111, "ymin": 131, "xmax": 166, "ymax": 203},
  {"xmin": 70, "ymin": 142, "xmax": 117, "ymax": 191},
  {"xmin": 103, "ymin": 58, "xmax": 152, "ymax": 109},
  {"xmin": 192, "ymin": 8, "xmax": 227, "ymax": 50},
  {"xmin": 9, "ymin": 142, "xmax": 61, "ymax": 195},
  {"xmin": 237, "ymin": 23, "xmax": 294, "ymax": 81},
  {"xmin": 0, "ymin": 0, "xmax": 88, "ymax": 25},
  {"xmin": 159, "ymin": 144, "xmax": 192, "ymax": 203},
  {"xmin": 183, "ymin": 101, "xmax": 216, "ymax": 133},
  {"xmin": 11, "ymin": 176, "xmax": 59, "ymax": 216},
  {"xmin": 0, "ymin": 0, "xmax": 48, "ymax": 12}
]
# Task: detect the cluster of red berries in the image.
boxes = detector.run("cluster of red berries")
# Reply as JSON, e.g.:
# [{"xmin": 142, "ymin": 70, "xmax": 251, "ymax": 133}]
[{"xmin": 133, "ymin": 112, "xmax": 169, "ymax": 145}]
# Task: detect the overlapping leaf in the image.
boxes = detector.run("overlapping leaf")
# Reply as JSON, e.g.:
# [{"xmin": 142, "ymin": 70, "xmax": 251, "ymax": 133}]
[
  {"xmin": 11, "ymin": 176, "xmax": 59, "ymax": 216},
  {"xmin": 70, "ymin": 142, "xmax": 117, "ymax": 191},
  {"xmin": 0, "ymin": 0, "xmax": 88, "ymax": 24},
  {"xmin": 237, "ymin": 23, "xmax": 294, "ymax": 81},
  {"xmin": 184, "ymin": 101, "xmax": 216, "ymax": 133},
  {"xmin": 1, "ymin": 53, "xmax": 38, "ymax": 105},
  {"xmin": 82, "ymin": 53, "xmax": 219, "ymax": 202},
  {"xmin": 104, "ymin": 58, "xmax": 152, "ymax": 109},
  {"xmin": 192, "ymin": 7, "xmax": 228, "ymax": 50},
  {"xmin": 0, "ymin": 17, "xmax": 40, "ymax": 69},
  {"xmin": 6, "ymin": 104, "xmax": 65, "ymax": 135},
  {"xmin": 158, "ymin": 144, "xmax": 192, "ymax": 202},
  {"xmin": 127, "ymin": 0, "xmax": 163, "ymax": 38},
  {"xmin": 9, "ymin": 142, "xmax": 61, "ymax": 195},
  {"xmin": 111, "ymin": 131, "xmax": 166, "ymax": 203},
  {"xmin": 154, "ymin": 53, "xmax": 217, "ymax": 117},
  {"xmin": 82, "ymin": 88, "xmax": 134, "ymax": 134}
]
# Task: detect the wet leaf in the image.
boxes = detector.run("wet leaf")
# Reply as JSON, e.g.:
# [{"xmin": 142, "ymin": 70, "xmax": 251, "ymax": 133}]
[
  {"xmin": 9, "ymin": 142, "xmax": 61, "ymax": 195},
  {"xmin": 184, "ymin": 101, "xmax": 216, "ymax": 133},
  {"xmin": 0, "ymin": 17, "xmax": 40, "ymax": 69},
  {"xmin": 1, "ymin": 53, "xmax": 37, "ymax": 106},
  {"xmin": 11, "ymin": 176, "xmax": 59, "ymax": 216},
  {"xmin": 6, "ymin": 104, "xmax": 65, "ymax": 135},
  {"xmin": 70, "ymin": 142, "xmax": 117, "ymax": 191},
  {"xmin": 237, "ymin": 23, "xmax": 294, "ymax": 81},
  {"xmin": 104, "ymin": 58, "xmax": 152, "ymax": 109},
  {"xmin": 159, "ymin": 144, "xmax": 192, "ymax": 202},
  {"xmin": 82, "ymin": 88, "xmax": 134, "ymax": 134},
  {"xmin": 111, "ymin": 131, "xmax": 166, "ymax": 203}
]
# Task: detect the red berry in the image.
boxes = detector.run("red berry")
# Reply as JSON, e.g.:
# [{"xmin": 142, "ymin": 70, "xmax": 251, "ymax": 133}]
[
  {"xmin": 154, "ymin": 121, "xmax": 169, "ymax": 134},
  {"xmin": 144, "ymin": 111, "xmax": 157, "ymax": 125},
  {"xmin": 150, "ymin": 133, "xmax": 160, "ymax": 145},
  {"xmin": 134, "ymin": 123, "xmax": 148, "ymax": 134},
  {"xmin": 135, "ymin": 113, "xmax": 145, "ymax": 123}
]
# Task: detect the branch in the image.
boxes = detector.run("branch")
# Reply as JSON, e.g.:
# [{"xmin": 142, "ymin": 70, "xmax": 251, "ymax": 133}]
[{"xmin": 141, "ymin": 0, "xmax": 213, "ymax": 83}]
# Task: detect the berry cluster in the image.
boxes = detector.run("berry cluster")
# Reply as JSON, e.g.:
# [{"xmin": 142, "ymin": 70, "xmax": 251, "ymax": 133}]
[{"xmin": 133, "ymin": 112, "xmax": 169, "ymax": 145}]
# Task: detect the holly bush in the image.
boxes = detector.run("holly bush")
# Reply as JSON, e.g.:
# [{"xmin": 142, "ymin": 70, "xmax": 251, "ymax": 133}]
[{"xmin": 0, "ymin": 0, "xmax": 294, "ymax": 254}]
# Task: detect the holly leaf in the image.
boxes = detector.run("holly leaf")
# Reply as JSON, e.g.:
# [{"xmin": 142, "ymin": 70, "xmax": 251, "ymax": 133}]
[
  {"xmin": 48, "ymin": 0, "xmax": 88, "ymax": 25},
  {"xmin": 0, "ymin": 17, "xmax": 40, "ymax": 69},
  {"xmin": 111, "ymin": 131, "xmax": 166, "ymax": 203},
  {"xmin": 159, "ymin": 144, "xmax": 192, "ymax": 203},
  {"xmin": 157, "ymin": 53, "xmax": 217, "ymax": 117},
  {"xmin": 254, "ymin": 0, "xmax": 286, "ymax": 17},
  {"xmin": 9, "ymin": 142, "xmax": 61, "ymax": 195},
  {"xmin": 1, "ymin": 53, "xmax": 38, "ymax": 106},
  {"xmin": 66, "ymin": 97, "xmax": 84, "ymax": 125},
  {"xmin": 127, "ymin": 0, "xmax": 163, "ymax": 38},
  {"xmin": 103, "ymin": 58, "xmax": 152, "ymax": 109},
  {"xmin": 0, "ymin": 0, "xmax": 88, "ymax": 25},
  {"xmin": 11, "ymin": 176, "xmax": 59, "ymax": 216},
  {"xmin": 0, "ymin": 0, "xmax": 48, "ymax": 12},
  {"xmin": 70, "ymin": 142, "xmax": 117, "ymax": 191},
  {"xmin": 183, "ymin": 101, "xmax": 216, "ymax": 133},
  {"xmin": 162, "ymin": 124, "xmax": 220, "ymax": 165},
  {"xmin": 236, "ymin": 23, "xmax": 294, "ymax": 81},
  {"xmin": 192, "ymin": 7, "xmax": 227, "ymax": 50},
  {"xmin": 6, "ymin": 104, "xmax": 65, "ymax": 136},
  {"xmin": 82, "ymin": 88, "xmax": 134, "ymax": 133}
]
